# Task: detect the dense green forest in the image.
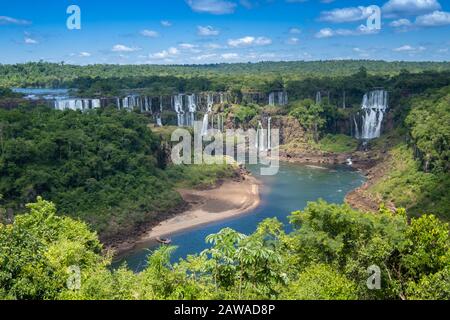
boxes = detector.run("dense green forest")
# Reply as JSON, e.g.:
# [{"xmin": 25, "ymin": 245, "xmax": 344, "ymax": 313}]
[
  {"xmin": 0, "ymin": 106, "xmax": 233, "ymax": 240},
  {"xmin": 1, "ymin": 61, "xmax": 450, "ymax": 94},
  {"xmin": 1, "ymin": 198, "xmax": 448, "ymax": 300}
]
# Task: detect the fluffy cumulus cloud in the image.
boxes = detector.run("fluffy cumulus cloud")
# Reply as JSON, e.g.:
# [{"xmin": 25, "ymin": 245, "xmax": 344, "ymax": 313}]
[
  {"xmin": 228, "ymin": 36, "xmax": 272, "ymax": 47},
  {"xmin": 149, "ymin": 47, "xmax": 179, "ymax": 59},
  {"xmin": 389, "ymin": 10, "xmax": 450, "ymax": 29},
  {"xmin": 23, "ymin": 32, "xmax": 38, "ymax": 45},
  {"xmin": 140, "ymin": 29, "xmax": 159, "ymax": 38},
  {"xmin": 286, "ymin": 37, "xmax": 300, "ymax": 45},
  {"xmin": 197, "ymin": 25, "xmax": 220, "ymax": 36},
  {"xmin": 415, "ymin": 10, "xmax": 450, "ymax": 26},
  {"xmin": 24, "ymin": 37, "xmax": 38, "ymax": 44},
  {"xmin": 393, "ymin": 44, "xmax": 426, "ymax": 52},
  {"xmin": 382, "ymin": 0, "xmax": 441, "ymax": 17},
  {"xmin": 161, "ymin": 20, "xmax": 172, "ymax": 27},
  {"xmin": 390, "ymin": 18, "xmax": 413, "ymax": 27},
  {"xmin": 315, "ymin": 24, "xmax": 378, "ymax": 38},
  {"xmin": 186, "ymin": 0, "xmax": 237, "ymax": 14},
  {"xmin": 112, "ymin": 44, "xmax": 140, "ymax": 52},
  {"xmin": 319, "ymin": 6, "xmax": 374, "ymax": 23},
  {"xmin": 221, "ymin": 53, "xmax": 239, "ymax": 60}
]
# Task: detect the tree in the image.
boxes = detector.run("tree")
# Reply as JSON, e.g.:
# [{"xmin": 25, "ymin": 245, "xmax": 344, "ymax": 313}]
[
  {"xmin": 289, "ymin": 99, "xmax": 325, "ymax": 143},
  {"xmin": 280, "ymin": 264, "xmax": 358, "ymax": 300}
]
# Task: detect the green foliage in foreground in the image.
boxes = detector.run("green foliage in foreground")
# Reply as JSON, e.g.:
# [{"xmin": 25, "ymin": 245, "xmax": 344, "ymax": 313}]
[{"xmin": 1, "ymin": 198, "xmax": 448, "ymax": 300}]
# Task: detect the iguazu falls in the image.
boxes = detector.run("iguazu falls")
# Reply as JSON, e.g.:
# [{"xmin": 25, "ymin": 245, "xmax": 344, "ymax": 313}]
[{"xmin": 0, "ymin": 0, "xmax": 449, "ymax": 310}]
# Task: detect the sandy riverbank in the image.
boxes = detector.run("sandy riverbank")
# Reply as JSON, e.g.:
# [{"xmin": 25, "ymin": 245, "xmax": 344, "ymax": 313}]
[{"xmin": 112, "ymin": 173, "xmax": 261, "ymax": 257}]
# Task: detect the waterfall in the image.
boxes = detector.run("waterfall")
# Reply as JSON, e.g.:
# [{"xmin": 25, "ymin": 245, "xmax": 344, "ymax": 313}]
[
  {"xmin": 207, "ymin": 93, "xmax": 214, "ymax": 112},
  {"xmin": 201, "ymin": 114, "xmax": 209, "ymax": 136},
  {"xmin": 156, "ymin": 115, "xmax": 162, "ymax": 127},
  {"xmin": 269, "ymin": 93, "xmax": 275, "ymax": 106},
  {"xmin": 54, "ymin": 98, "xmax": 101, "ymax": 111},
  {"xmin": 269, "ymin": 91, "xmax": 288, "ymax": 106},
  {"xmin": 187, "ymin": 94, "xmax": 196, "ymax": 127},
  {"xmin": 202, "ymin": 94, "xmax": 214, "ymax": 136},
  {"xmin": 353, "ymin": 116, "xmax": 360, "ymax": 140},
  {"xmin": 316, "ymin": 92, "xmax": 322, "ymax": 105},
  {"xmin": 173, "ymin": 94, "xmax": 184, "ymax": 127},
  {"xmin": 92, "ymin": 99, "xmax": 101, "ymax": 109},
  {"xmin": 255, "ymin": 121, "xmax": 268, "ymax": 151},
  {"xmin": 255, "ymin": 118, "xmax": 273, "ymax": 151},
  {"xmin": 356, "ymin": 90, "xmax": 388, "ymax": 140}
]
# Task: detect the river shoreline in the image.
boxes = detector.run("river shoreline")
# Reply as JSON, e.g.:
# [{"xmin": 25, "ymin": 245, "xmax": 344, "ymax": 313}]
[
  {"xmin": 109, "ymin": 171, "xmax": 261, "ymax": 258},
  {"xmin": 279, "ymin": 148, "xmax": 389, "ymax": 213},
  {"xmin": 110, "ymin": 148, "xmax": 384, "ymax": 259}
]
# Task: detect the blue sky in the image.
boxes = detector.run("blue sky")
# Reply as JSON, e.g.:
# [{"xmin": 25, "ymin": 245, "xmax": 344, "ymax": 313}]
[{"xmin": 0, "ymin": 0, "xmax": 449, "ymax": 64}]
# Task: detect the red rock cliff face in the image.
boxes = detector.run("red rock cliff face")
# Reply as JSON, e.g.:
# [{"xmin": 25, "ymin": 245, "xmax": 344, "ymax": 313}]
[
  {"xmin": 224, "ymin": 115, "xmax": 307, "ymax": 144},
  {"xmin": 270, "ymin": 116, "xmax": 307, "ymax": 145}
]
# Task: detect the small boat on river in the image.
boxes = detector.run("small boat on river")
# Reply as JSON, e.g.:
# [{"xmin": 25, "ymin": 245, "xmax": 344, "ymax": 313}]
[{"xmin": 156, "ymin": 237, "xmax": 172, "ymax": 245}]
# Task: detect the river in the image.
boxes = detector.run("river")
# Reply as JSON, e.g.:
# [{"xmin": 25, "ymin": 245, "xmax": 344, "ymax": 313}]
[{"xmin": 115, "ymin": 162, "xmax": 365, "ymax": 272}]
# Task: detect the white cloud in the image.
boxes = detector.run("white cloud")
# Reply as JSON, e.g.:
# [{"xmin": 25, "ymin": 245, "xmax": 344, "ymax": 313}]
[
  {"xmin": 319, "ymin": 6, "xmax": 373, "ymax": 23},
  {"xmin": 140, "ymin": 29, "xmax": 159, "ymax": 37},
  {"xmin": 289, "ymin": 27, "xmax": 301, "ymax": 34},
  {"xmin": 149, "ymin": 47, "xmax": 179, "ymax": 59},
  {"xmin": 221, "ymin": 53, "xmax": 239, "ymax": 60},
  {"xmin": 315, "ymin": 25, "xmax": 379, "ymax": 38},
  {"xmin": 287, "ymin": 37, "xmax": 300, "ymax": 45},
  {"xmin": 192, "ymin": 53, "xmax": 218, "ymax": 61},
  {"xmin": 79, "ymin": 52, "xmax": 91, "ymax": 57},
  {"xmin": 383, "ymin": 0, "xmax": 441, "ymax": 17},
  {"xmin": 197, "ymin": 25, "xmax": 220, "ymax": 36},
  {"xmin": 393, "ymin": 44, "xmax": 426, "ymax": 52},
  {"xmin": 0, "ymin": 16, "xmax": 31, "ymax": 25},
  {"xmin": 204, "ymin": 43, "xmax": 222, "ymax": 49},
  {"xmin": 186, "ymin": 0, "xmax": 237, "ymax": 15},
  {"xmin": 24, "ymin": 37, "xmax": 38, "ymax": 44},
  {"xmin": 112, "ymin": 44, "xmax": 140, "ymax": 52},
  {"xmin": 416, "ymin": 11, "xmax": 450, "ymax": 27},
  {"xmin": 228, "ymin": 36, "xmax": 272, "ymax": 47},
  {"xmin": 179, "ymin": 43, "xmax": 197, "ymax": 49},
  {"xmin": 315, "ymin": 28, "xmax": 334, "ymax": 38},
  {"xmin": 390, "ymin": 18, "xmax": 412, "ymax": 27},
  {"xmin": 161, "ymin": 20, "xmax": 172, "ymax": 27}
]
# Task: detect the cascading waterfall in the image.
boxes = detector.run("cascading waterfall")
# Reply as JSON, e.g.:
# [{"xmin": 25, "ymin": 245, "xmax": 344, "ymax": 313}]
[
  {"xmin": 187, "ymin": 94, "xmax": 197, "ymax": 127},
  {"xmin": 353, "ymin": 116, "xmax": 360, "ymax": 140},
  {"xmin": 269, "ymin": 93, "xmax": 275, "ymax": 106},
  {"xmin": 269, "ymin": 91, "xmax": 288, "ymax": 106},
  {"xmin": 255, "ymin": 118, "xmax": 272, "ymax": 152},
  {"xmin": 202, "ymin": 94, "xmax": 214, "ymax": 136},
  {"xmin": 316, "ymin": 92, "xmax": 322, "ymax": 105},
  {"xmin": 142, "ymin": 97, "xmax": 152, "ymax": 112},
  {"xmin": 354, "ymin": 90, "xmax": 388, "ymax": 140},
  {"xmin": 54, "ymin": 98, "xmax": 101, "ymax": 111},
  {"xmin": 173, "ymin": 94, "xmax": 184, "ymax": 127}
]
